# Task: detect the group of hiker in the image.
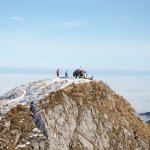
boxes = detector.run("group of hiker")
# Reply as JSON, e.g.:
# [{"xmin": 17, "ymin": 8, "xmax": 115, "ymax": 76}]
[
  {"xmin": 73, "ymin": 69, "xmax": 87, "ymax": 79},
  {"xmin": 56, "ymin": 68, "xmax": 87, "ymax": 79}
]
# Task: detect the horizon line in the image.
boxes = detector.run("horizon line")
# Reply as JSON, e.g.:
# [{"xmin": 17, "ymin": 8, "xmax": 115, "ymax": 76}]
[{"xmin": 0, "ymin": 67, "xmax": 150, "ymax": 75}]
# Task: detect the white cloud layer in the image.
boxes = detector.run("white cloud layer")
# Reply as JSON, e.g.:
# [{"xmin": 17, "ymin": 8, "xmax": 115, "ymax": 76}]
[
  {"xmin": 11, "ymin": 16, "xmax": 24, "ymax": 21},
  {"xmin": 119, "ymin": 16, "xmax": 131, "ymax": 21},
  {"xmin": 47, "ymin": 20, "xmax": 86, "ymax": 27}
]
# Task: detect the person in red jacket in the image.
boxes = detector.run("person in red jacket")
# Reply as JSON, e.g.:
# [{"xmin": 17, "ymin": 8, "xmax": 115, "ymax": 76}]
[{"xmin": 56, "ymin": 68, "xmax": 60, "ymax": 77}]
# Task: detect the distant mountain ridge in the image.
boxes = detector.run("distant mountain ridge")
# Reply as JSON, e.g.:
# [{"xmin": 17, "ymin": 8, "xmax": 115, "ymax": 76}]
[
  {"xmin": 0, "ymin": 78, "xmax": 150, "ymax": 149},
  {"xmin": 139, "ymin": 112, "xmax": 150, "ymax": 124},
  {"xmin": 140, "ymin": 112, "xmax": 150, "ymax": 116}
]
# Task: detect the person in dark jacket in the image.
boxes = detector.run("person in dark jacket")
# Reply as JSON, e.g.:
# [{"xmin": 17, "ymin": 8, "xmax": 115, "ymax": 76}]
[
  {"xmin": 65, "ymin": 71, "xmax": 68, "ymax": 77},
  {"xmin": 56, "ymin": 68, "xmax": 60, "ymax": 77},
  {"xmin": 74, "ymin": 69, "xmax": 79, "ymax": 79}
]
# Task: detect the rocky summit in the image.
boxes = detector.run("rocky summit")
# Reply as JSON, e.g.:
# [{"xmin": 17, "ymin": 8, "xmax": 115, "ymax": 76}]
[{"xmin": 0, "ymin": 78, "xmax": 150, "ymax": 150}]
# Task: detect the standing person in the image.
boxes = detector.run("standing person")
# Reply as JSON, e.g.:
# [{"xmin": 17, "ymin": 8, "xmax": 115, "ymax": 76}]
[
  {"xmin": 56, "ymin": 68, "xmax": 60, "ymax": 77},
  {"xmin": 74, "ymin": 69, "xmax": 78, "ymax": 79},
  {"xmin": 65, "ymin": 71, "xmax": 68, "ymax": 77}
]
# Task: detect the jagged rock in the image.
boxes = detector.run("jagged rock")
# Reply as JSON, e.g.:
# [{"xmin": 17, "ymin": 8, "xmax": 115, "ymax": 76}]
[
  {"xmin": 36, "ymin": 81, "xmax": 150, "ymax": 150},
  {"xmin": 0, "ymin": 105, "xmax": 49, "ymax": 150},
  {"xmin": 0, "ymin": 79, "xmax": 150, "ymax": 149}
]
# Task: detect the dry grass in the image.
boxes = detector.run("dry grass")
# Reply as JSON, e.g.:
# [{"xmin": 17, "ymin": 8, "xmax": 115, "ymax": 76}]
[
  {"xmin": 0, "ymin": 105, "xmax": 35, "ymax": 149},
  {"xmin": 38, "ymin": 80, "xmax": 150, "ymax": 148},
  {"xmin": 0, "ymin": 80, "xmax": 149, "ymax": 149}
]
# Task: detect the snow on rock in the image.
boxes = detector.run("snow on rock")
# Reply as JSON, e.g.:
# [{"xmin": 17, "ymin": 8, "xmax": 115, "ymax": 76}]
[
  {"xmin": 0, "ymin": 77, "xmax": 90, "ymax": 116},
  {"xmin": 0, "ymin": 78, "xmax": 150, "ymax": 149},
  {"xmin": 15, "ymin": 144, "xmax": 26, "ymax": 149}
]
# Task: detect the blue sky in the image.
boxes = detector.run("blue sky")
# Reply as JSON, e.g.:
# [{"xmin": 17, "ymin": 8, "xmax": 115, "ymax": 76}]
[{"xmin": 0, "ymin": 0, "xmax": 150, "ymax": 70}]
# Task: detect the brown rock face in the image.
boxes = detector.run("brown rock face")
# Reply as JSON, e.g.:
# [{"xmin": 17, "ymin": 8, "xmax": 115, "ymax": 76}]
[
  {"xmin": 0, "ymin": 80, "xmax": 150, "ymax": 150},
  {"xmin": 0, "ymin": 105, "xmax": 48, "ymax": 150}
]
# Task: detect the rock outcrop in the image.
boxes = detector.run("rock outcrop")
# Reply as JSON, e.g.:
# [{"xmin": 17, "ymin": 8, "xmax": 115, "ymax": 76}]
[
  {"xmin": 0, "ymin": 105, "xmax": 49, "ymax": 150},
  {"xmin": 0, "ymin": 79, "xmax": 150, "ymax": 149}
]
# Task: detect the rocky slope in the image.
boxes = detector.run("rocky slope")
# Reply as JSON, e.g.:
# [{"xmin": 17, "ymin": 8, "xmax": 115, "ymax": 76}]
[
  {"xmin": 0, "ymin": 78, "xmax": 150, "ymax": 149},
  {"xmin": 0, "ymin": 78, "xmax": 89, "ymax": 116}
]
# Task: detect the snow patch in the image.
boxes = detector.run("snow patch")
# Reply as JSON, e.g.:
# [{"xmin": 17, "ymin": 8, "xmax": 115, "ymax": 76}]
[
  {"xmin": 15, "ymin": 144, "xmax": 26, "ymax": 149},
  {"xmin": 0, "ymin": 77, "xmax": 90, "ymax": 115}
]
